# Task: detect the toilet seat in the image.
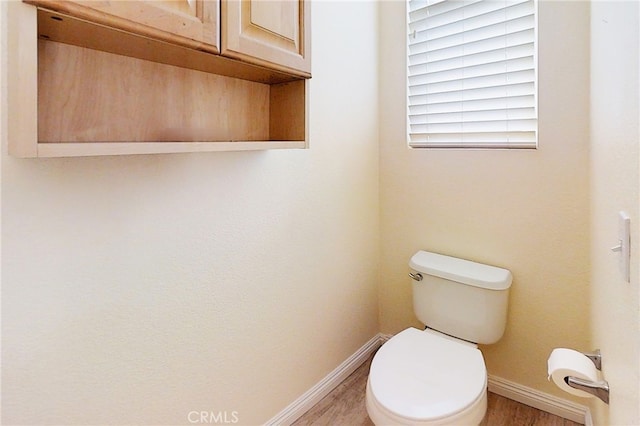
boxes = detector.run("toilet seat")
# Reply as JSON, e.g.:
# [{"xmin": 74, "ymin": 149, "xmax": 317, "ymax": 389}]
[{"xmin": 367, "ymin": 327, "xmax": 487, "ymax": 425}]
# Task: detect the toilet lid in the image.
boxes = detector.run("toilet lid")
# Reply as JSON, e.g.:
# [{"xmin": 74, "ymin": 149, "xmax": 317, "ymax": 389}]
[{"xmin": 369, "ymin": 328, "xmax": 487, "ymax": 421}]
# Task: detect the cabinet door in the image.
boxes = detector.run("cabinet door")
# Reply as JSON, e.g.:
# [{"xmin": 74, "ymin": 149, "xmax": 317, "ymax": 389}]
[
  {"xmin": 222, "ymin": 0, "xmax": 310, "ymax": 77},
  {"xmin": 64, "ymin": 0, "xmax": 220, "ymax": 53}
]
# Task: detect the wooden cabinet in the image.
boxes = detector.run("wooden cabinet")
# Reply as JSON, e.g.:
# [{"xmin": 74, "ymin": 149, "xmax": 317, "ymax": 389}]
[
  {"xmin": 25, "ymin": 0, "xmax": 221, "ymax": 53},
  {"xmin": 24, "ymin": 0, "xmax": 311, "ymax": 75},
  {"xmin": 9, "ymin": 0, "xmax": 310, "ymax": 157},
  {"xmin": 222, "ymin": 0, "xmax": 310, "ymax": 77}
]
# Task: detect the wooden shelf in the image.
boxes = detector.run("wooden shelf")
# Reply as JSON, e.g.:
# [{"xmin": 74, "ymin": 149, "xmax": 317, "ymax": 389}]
[
  {"xmin": 8, "ymin": 2, "xmax": 308, "ymax": 158},
  {"xmin": 35, "ymin": 141, "xmax": 307, "ymax": 158}
]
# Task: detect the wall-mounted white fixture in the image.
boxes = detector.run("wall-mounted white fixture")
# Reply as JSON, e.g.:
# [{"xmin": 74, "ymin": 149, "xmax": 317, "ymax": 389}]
[{"xmin": 610, "ymin": 211, "xmax": 630, "ymax": 282}]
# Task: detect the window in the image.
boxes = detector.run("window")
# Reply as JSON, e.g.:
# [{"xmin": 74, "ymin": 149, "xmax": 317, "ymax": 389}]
[{"xmin": 407, "ymin": 0, "xmax": 537, "ymax": 149}]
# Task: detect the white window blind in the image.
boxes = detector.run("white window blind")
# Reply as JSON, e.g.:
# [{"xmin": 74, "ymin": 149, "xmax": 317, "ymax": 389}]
[{"xmin": 407, "ymin": 0, "xmax": 537, "ymax": 148}]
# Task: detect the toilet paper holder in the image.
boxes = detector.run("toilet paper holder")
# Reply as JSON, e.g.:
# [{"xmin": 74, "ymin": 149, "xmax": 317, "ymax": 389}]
[
  {"xmin": 565, "ymin": 376, "xmax": 609, "ymax": 404},
  {"xmin": 565, "ymin": 349, "xmax": 609, "ymax": 404},
  {"xmin": 583, "ymin": 349, "xmax": 602, "ymax": 371}
]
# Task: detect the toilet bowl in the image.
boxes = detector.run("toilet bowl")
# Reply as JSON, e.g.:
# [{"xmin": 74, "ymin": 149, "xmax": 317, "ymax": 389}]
[
  {"xmin": 366, "ymin": 328, "xmax": 487, "ymax": 425},
  {"xmin": 365, "ymin": 251, "xmax": 512, "ymax": 426}
]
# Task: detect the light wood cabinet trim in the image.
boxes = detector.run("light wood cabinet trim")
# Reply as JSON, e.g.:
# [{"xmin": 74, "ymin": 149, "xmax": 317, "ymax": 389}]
[
  {"xmin": 222, "ymin": 0, "xmax": 311, "ymax": 78},
  {"xmin": 8, "ymin": 2, "xmax": 39, "ymax": 157},
  {"xmin": 24, "ymin": 0, "xmax": 221, "ymax": 54}
]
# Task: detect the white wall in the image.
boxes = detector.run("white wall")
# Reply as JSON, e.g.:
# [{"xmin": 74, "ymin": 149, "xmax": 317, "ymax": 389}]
[
  {"xmin": 378, "ymin": 0, "xmax": 592, "ymax": 400},
  {"xmin": 589, "ymin": 1, "xmax": 640, "ymax": 424},
  {"xmin": 0, "ymin": 2, "xmax": 380, "ymax": 424}
]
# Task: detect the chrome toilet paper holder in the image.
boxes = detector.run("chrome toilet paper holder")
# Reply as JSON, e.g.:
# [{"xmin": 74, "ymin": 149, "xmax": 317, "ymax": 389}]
[
  {"xmin": 583, "ymin": 349, "xmax": 602, "ymax": 371},
  {"xmin": 565, "ymin": 349, "xmax": 610, "ymax": 404}
]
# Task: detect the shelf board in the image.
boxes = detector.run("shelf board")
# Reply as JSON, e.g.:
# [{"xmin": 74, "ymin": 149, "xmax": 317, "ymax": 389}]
[{"xmin": 36, "ymin": 141, "xmax": 308, "ymax": 158}]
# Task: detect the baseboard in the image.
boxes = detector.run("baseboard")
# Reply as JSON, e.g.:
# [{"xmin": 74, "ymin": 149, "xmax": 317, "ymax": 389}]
[
  {"xmin": 488, "ymin": 375, "xmax": 590, "ymax": 424},
  {"xmin": 379, "ymin": 333, "xmax": 393, "ymax": 342},
  {"xmin": 265, "ymin": 334, "xmax": 591, "ymax": 426},
  {"xmin": 584, "ymin": 407, "xmax": 594, "ymax": 426},
  {"xmin": 265, "ymin": 333, "xmax": 385, "ymax": 426}
]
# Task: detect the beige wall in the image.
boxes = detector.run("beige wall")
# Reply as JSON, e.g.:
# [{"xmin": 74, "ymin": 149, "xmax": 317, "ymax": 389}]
[
  {"xmin": 0, "ymin": 2, "xmax": 380, "ymax": 424},
  {"xmin": 4, "ymin": 0, "xmax": 640, "ymax": 424},
  {"xmin": 378, "ymin": 0, "xmax": 592, "ymax": 399},
  {"xmin": 589, "ymin": 1, "xmax": 640, "ymax": 424}
]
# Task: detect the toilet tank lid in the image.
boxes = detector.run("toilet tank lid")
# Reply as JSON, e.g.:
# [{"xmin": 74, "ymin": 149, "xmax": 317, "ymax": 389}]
[{"xmin": 409, "ymin": 251, "xmax": 512, "ymax": 290}]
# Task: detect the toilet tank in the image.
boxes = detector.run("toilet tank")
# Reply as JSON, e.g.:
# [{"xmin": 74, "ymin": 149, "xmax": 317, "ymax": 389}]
[{"xmin": 410, "ymin": 251, "xmax": 512, "ymax": 345}]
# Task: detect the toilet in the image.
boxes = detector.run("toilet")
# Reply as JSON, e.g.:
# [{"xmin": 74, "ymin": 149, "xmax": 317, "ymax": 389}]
[{"xmin": 366, "ymin": 251, "xmax": 512, "ymax": 425}]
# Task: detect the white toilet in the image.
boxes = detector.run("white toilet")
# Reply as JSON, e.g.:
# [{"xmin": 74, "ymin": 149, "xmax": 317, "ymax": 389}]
[{"xmin": 366, "ymin": 251, "xmax": 512, "ymax": 425}]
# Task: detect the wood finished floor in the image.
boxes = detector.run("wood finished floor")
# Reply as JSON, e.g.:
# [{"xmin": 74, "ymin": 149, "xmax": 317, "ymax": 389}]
[{"xmin": 293, "ymin": 355, "xmax": 582, "ymax": 426}]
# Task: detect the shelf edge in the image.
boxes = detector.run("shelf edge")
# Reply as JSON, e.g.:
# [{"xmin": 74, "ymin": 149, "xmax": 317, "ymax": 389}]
[{"xmin": 36, "ymin": 141, "xmax": 308, "ymax": 158}]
